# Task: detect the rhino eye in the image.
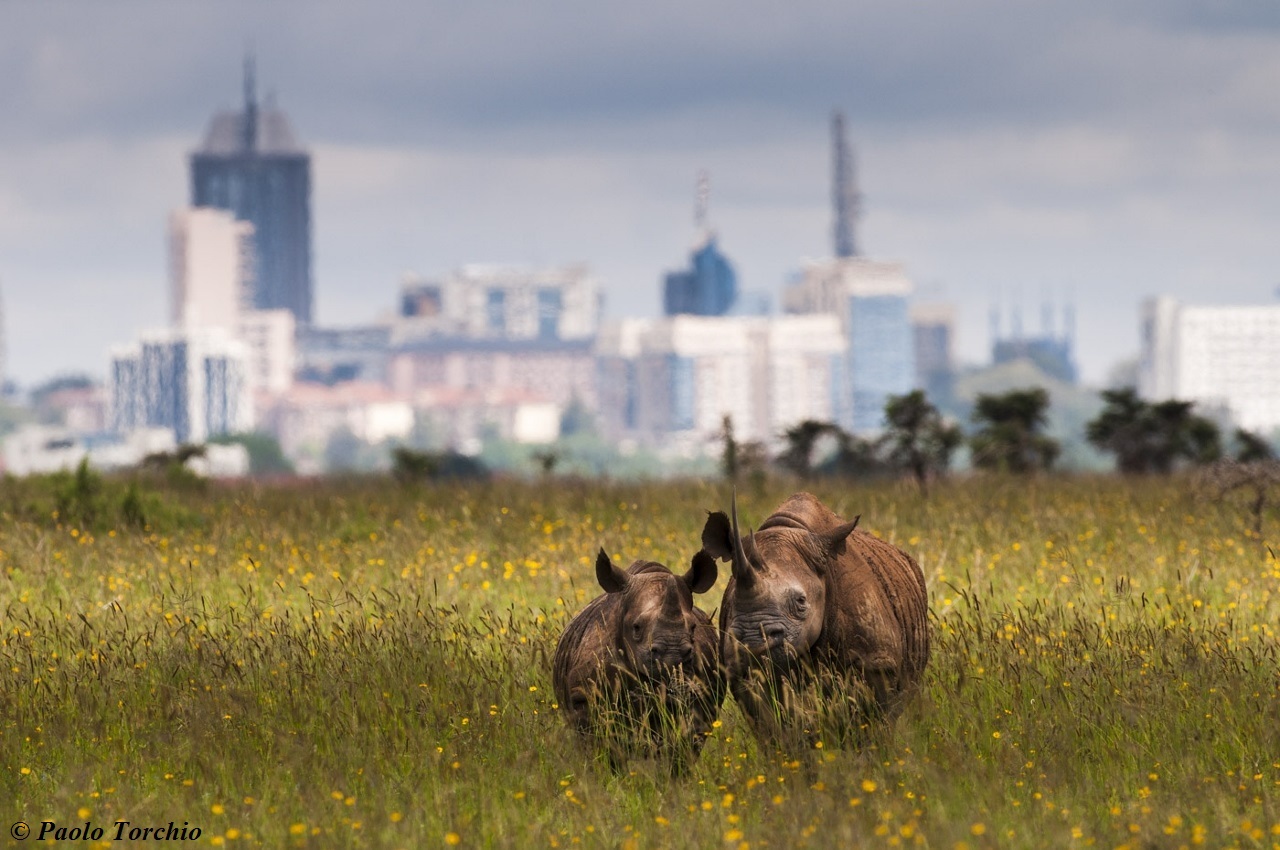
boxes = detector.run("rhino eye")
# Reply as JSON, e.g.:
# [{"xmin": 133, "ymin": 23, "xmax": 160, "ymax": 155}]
[
  {"xmin": 631, "ymin": 621, "xmax": 644, "ymax": 640},
  {"xmin": 788, "ymin": 593, "xmax": 809, "ymax": 618}
]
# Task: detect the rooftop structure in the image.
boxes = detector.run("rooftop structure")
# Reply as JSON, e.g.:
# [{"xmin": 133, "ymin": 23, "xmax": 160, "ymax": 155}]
[
  {"xmin": 396, "ymin": 264, "xmax": 601, "ymax": 343},
  {"xmin": 990, "ymin": 300, "xmax": 1077, "ymax": 384},
  {"xmin": 832, "ymin": 110, "xmax": 860, "ymax": 259}
]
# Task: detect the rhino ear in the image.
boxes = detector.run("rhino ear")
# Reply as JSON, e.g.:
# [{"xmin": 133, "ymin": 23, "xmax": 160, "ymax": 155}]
[
  {"xmin": 595, "ymin": 548, "xmax": 630, "ymax": 594},
  {"xmin": 700, "ymin": 511, "xmax": 736, "ymax": 562},
  {"xmin": 683, "ymin": 550, "xmax": 719, "ymax": 594},
  {"xmin": 818, "ymin": 517, "xmax": 861, "ymax": 560}
]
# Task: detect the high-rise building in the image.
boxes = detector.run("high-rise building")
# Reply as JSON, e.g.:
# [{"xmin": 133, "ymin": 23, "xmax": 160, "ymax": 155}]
[
  {"xmin": 910, "ymin": 303, "xmax": 955, "ymax": 408},
  {"xmin": 1138, "ymin": 296, "xmax": 1280, "ymax": 433},
  {"xmin": 783, "ymin": 258, "xmax": 915, "ymax": 433},
  {"xmin": 662, "ymin": 171, "xmax": 738, "ymax": 317},
  {"xmin": 663, "ymin": 237, "xmax": 738, "ymax": 317},
  {"xmin": 169, "ymin": 207, "xmax": 255, "ymax": 330},
  {"xmin": 190, "ymin": 56, "xmax": 312, "ymax": 324}
]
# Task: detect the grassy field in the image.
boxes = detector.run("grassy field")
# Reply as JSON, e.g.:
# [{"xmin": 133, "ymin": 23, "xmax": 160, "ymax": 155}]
[{"xmin": 2, "ymin": 472, "xmax": 1279, "ymax": 849}]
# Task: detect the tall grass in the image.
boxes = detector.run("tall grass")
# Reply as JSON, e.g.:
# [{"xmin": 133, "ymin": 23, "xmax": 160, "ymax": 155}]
[{"xmin": 2, "ymin": 474, "xmax": 1278, "ymax": 848}]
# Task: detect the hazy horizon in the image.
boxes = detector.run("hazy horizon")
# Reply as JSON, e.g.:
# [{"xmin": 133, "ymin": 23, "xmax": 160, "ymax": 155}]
[{"xmin": 4, "ymin": 1, "xmax": 1280, "ymax": 388}]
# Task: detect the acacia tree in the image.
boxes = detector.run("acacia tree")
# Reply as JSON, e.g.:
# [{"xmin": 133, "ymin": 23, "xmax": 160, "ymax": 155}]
[
  {"xmin": 969, "ymin": 388, "xmax": 1059, "ymax": 473},
  {"xmin": 882, "ymin": 390, "xmax": 962, "ymax": 492},
  {"xmin": 719, "ymin": 414, "xmax": 767, "ymax": 484},
  {"xmin": 777, "ymin": 419, "xmax": 842, "ymax": 479},
  {"xmin": 1086, "ymin": 388, "xmax": 1223, "ymax": 474}
]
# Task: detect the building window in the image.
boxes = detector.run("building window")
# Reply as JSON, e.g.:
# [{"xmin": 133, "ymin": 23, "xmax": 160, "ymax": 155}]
[
  {"xmin": 486, "ymin": 289, "xmax": 506, "ymax": 334},
  {"xmin": 537, "ymin": 288, "xmax": 562, "ymax": 340}
]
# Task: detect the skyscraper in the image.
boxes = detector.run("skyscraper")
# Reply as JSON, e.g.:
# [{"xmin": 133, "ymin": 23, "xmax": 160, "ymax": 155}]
[
  {"xmin": 662, "ymin": 171, "xmax": 738, "ymax": 317},
  {"xmin": 190, "ymin": 56, "xmax": 312, "ymax": 325},
  {"xmin": 783, "ymin": 258, "xmax": 915, "ymax": 433}
]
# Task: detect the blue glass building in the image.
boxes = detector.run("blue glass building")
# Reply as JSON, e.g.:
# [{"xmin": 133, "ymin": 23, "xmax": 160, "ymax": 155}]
[
  {"xmin": 663, "ymin": 236, "xmax": 738, "ymax": 317},
  {"xmin": 848, "ymin": 293, "xmax": 916, "ymax": 433}
]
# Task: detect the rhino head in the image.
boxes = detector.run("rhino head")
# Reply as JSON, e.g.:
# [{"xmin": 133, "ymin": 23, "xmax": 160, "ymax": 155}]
[
  {"xmin": 595, "ymin": 548, "xmax": 718, "ymax": 680},
  {"xmin": 701, "ymin": 496, "xmax": 858, "ymax": 671}
]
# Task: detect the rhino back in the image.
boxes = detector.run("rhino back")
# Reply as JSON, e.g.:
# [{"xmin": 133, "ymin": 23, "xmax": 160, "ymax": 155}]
[
  {"xmin": 758, "ymin": 492, "xmax": 843, "ymax": 534},
  {"xmin": 818, "ymin": 530, "xmax": 930, "ymax": 686}
]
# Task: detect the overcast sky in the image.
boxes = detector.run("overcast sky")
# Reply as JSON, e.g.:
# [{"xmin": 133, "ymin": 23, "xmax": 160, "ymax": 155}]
[{"xmin": 3, "ymin": 1, "xmax": 1279, "ymax": 387}]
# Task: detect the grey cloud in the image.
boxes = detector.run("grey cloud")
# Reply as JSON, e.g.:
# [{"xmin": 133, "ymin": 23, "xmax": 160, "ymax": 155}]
[{"xmin": 3, "ymin": 0, "xmax": 1280, "ymax": 385}]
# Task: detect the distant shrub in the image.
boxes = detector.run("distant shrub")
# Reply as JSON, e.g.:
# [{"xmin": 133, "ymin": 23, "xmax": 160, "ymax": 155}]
[{"xmin": 391, "ymin": 446, "xmax": 489, "ymax": 484}]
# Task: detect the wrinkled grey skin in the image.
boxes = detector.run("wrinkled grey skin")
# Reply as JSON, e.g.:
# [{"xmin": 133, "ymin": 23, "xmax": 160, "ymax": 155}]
[
  {"xmin": 701, "ymin": 492, "xmax": 930, "ymax": 738},
  {"xmin": 552, "ymin": 549, "xmax": 725, "ymax": 770}
]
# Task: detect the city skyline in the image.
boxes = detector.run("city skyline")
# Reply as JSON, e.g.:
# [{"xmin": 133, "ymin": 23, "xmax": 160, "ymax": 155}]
[{"xmin": 3, "ymin": 2, "xmax": 1280, "ymax": 387}]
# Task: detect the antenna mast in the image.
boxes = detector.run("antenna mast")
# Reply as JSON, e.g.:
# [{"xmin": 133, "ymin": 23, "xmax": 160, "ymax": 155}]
[
  {"xmin": 694, "ymin": 168, "xmax": 710, "ymax": 232},
  {"xmin": 832, "ymin": 110, "xmax": 859, "ymax": 258},
  {"xmin": 243, "ymin": 51, "xmax": 258, "ymax": 151}
]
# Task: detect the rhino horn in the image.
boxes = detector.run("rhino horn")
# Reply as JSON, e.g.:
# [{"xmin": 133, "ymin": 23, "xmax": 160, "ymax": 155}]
[
  {"xmin": 595, "ymin": 548, "xmax": 630, "ymax": 593},
  {"xmin": 661, "ymin": 579, "xmax": 684, "ymax": 618},
  {"xmin": 729, "ymin": 493, "xmax": 757, "ymax": 588}
]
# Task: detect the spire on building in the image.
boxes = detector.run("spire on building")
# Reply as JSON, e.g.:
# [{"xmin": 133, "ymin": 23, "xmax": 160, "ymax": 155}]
[
  {"xmin": 832, "ymin": 110, "xmax": 860, "ymax": 258},
  {"xmin": 694, "ymin": 168, "xmax": 710, "ymax": 234}
]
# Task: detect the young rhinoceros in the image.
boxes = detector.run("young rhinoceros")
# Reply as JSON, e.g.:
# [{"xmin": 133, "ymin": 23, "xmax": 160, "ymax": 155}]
[
  {"xmin": 701, "ymin": 492, "xmax": 930, "ymax": 741},
  {"xmin": 553, "ymin": 548, "xmax": 725, "ymax": 771}
]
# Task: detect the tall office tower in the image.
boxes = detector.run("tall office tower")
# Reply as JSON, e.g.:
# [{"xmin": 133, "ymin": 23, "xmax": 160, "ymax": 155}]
[
  {"xmin": 190, "ymin": 56, "xmax": 312, "ymax": 324},
  {"xmin": 910, "ymin": 303, "xmax": 956, "ymax": 407},
  {"xmin": 832, "ymin": 110, "xmax": 860, "ymax": 259},
  {"xmin": 169, "ymin": 207, "xmax": 255, "ymax": 330},
  {"xmin": 783, "ymin": 258, "xmax": 915, "ymax": 433}
]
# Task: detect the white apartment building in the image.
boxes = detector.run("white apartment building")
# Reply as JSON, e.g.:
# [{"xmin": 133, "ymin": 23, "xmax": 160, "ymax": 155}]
[
  {"xmin": 395, "ymin": 264, "xmax": 602, "ymax": 343},
  {"xmin": 110, "ymin": 326, "xmax": 253, "ymax": 444},
  {"xmin": 598, "ymin": 314, "xmax": 846, "ymax": 451},
  {"xmin": 168, "ymin": 208, "xmax": 294, "ymax": 402},
  {"xmin": 169, "ymin": 207, "xmax": 254, "ymax": 330},
  {"xmin": 1139, "ymin": 297, "xmax": 1280, "ymax": 433}
]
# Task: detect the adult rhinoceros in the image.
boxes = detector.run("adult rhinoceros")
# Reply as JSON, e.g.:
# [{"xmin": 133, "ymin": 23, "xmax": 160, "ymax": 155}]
[
  {"xmin": 553, "ymin": 548, "xmax": 725, "ymax": 771},
  {"xmin": 700, "ymin": 492, "xmax": 929, "ymax": 740}
]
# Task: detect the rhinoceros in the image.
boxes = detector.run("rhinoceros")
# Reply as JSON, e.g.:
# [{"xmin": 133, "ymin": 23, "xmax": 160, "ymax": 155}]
[
  {"xmin": 552, "ymin": 548, "xmax": 725, "ymax": 770},
  {"xmin": 700, "ymin": 492, "xmax": 929, "ymax": 740}
]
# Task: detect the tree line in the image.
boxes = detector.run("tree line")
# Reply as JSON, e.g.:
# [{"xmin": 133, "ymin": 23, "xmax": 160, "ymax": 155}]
[{"xmin": 721, "ymin": 386, "xmax": 1277, "ymax": 489}]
